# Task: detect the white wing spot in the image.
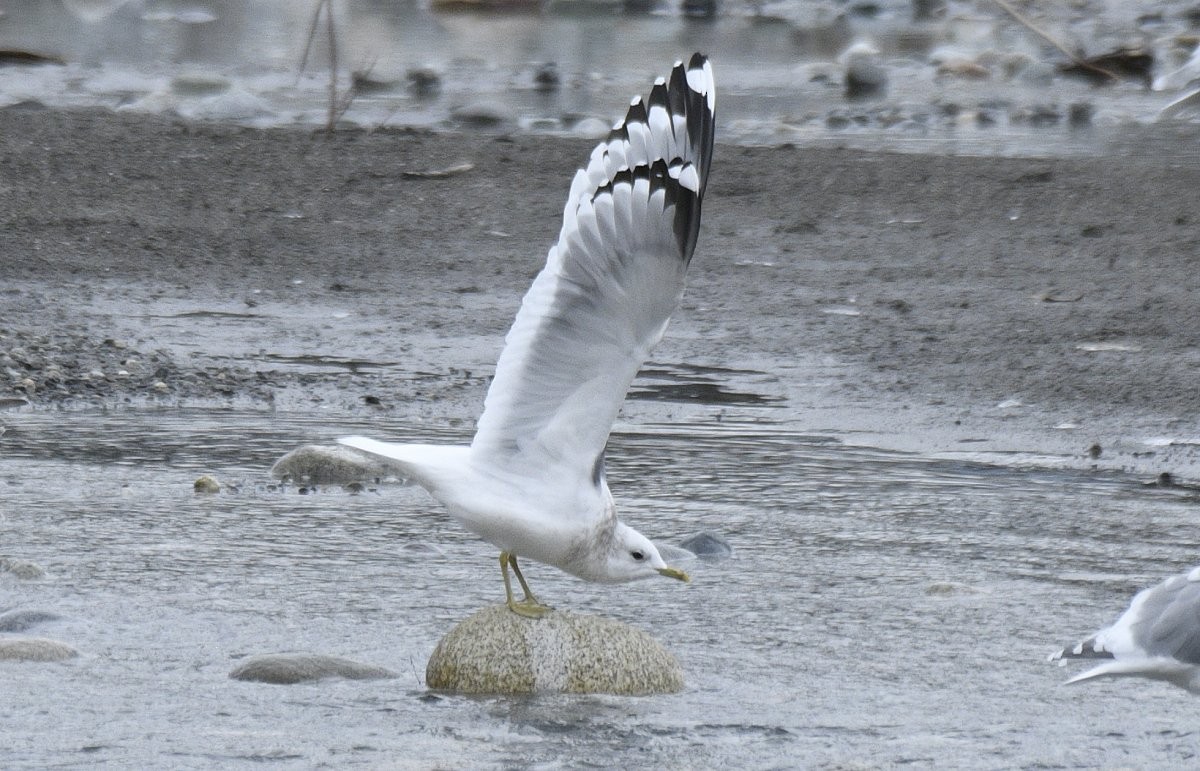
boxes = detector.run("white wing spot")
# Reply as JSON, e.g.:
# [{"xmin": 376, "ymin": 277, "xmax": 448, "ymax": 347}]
[
  {"xmin": 687, "ymin": 61, "xmax": 716, "ymax": 111},
  {"xmin": 677, "ymin": 164, "xmax": 700, "ymax": 192}
]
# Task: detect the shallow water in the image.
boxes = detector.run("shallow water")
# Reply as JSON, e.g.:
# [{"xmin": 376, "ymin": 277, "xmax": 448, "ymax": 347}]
[
  {"xmin": 3, "ymin": 0, "xmax": 1199, "ymax": 155},
  {"xmin": 4, "ymin": 408, "xmax": 1199, "ymax": 767}
]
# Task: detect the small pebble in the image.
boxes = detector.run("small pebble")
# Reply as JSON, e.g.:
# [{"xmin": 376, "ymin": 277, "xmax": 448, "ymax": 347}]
[
  {"xmin": 1068, "ymin": 102, "xmax": 1094, "ymax": 127},
  {"xmin": 533, "ymin": 62, "xmax": 559, "ymax": 92},
  {"xmin": 407, "ymin": 67, "xmax": 441, "ymax": 98}
]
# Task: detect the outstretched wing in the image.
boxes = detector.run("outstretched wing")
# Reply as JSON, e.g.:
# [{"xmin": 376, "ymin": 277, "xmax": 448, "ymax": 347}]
[
  {"xmin": 469, "ymin": 54, "xmax": 715, "ymax": 483},
  {"xmin": 1051, "ymin": 566, "xmax": 1200, "ymax": 686}
]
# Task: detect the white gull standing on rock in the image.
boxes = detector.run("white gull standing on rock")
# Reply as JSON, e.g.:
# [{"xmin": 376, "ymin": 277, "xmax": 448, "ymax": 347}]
[
  {"xmin": 1050, "ymin": 565, "xmax": 1200, "ymax": 693},
  {"xmin": 341, "ymin": 54, "xmax": 716, "ymax": 617}
]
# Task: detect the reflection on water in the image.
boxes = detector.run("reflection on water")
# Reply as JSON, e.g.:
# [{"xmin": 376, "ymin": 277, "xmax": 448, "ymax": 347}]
[
  {"xmin": 3, "ymin": 409, "xmax": 1199, "ymax": 767},
  {"xmin": 1, "ymin": 0, "xmax": 1195, "ymax": 154}
]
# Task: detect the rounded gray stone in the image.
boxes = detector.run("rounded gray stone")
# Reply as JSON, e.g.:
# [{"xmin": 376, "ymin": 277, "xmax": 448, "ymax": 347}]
[
  {"xmin": 229, "ymin": 653, "xmax": 398, "ymax": 684},
  {"xmin": 270, "ymin": 444, "xmax": 391, "ymax": 485},
  {"xmin": 678, "ymin": 531, "xmax": 733, "ymax": 559},
  {"xmin": 426, "ymin": 604, "xmax": 683, "ymax": 695},
  {"xmin": 450, "ymin": 101, "xmax": 514, "ymax": 128},
  {"xmin": 0, "ymin": 557, "xmax": 46, "ymax": 580},
  {"xmin": 0, "ymin": 636, "xmax": 78, "ymax": 661},
  {"xmin": 0, "ymin": 609, "xmax": 62, "ymax": 633}
]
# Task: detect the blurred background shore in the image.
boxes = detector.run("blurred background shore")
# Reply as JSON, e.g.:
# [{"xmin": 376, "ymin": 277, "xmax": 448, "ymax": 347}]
[{"xmin": 3, "ymin": 0, "xmax": 1200, "ymax": 153}]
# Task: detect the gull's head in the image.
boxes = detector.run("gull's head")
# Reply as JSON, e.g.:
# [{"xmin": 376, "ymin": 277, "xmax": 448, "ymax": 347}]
[{"xmin": 603, "ymin": 522, "xmax": 691, "ymax": 584}]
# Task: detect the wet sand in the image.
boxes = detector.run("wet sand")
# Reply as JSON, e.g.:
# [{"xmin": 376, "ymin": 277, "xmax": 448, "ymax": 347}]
[{"xmin": 2, "ymin": 106, "xmax": 1199, "ymax": 477}]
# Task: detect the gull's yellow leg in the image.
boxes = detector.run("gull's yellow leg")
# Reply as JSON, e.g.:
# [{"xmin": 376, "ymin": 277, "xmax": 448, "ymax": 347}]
[
  {"xmin": 499, "ymin": 551, "xmax": 552, "ymax": 618},
  {"xmin": 508, "ymin": 554, "xmax": 543, "ymax": 605},
  {"xmin": 500, "ymin": 551, "xmax": 517, "ymax": 606}
]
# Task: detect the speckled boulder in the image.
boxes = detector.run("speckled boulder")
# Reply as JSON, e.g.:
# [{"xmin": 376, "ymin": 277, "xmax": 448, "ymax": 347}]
[
  {"xmin": 270, "ymin": 444, "xmax": 392, "ymax": 485},
  {"xmin": 426, "ymin": 605, "xmax": 683, "ymax": 695},
  {"xmin": 229, "ymin": 653, "xmax": 398, "ymax": 684},
  {"xmin": 0, "ymin": 636, "xmax": 78, "ymax": 661}
]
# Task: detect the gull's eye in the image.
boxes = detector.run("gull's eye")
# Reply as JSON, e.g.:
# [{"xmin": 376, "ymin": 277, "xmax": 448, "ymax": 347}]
[{"xmin": 631, "ymin": 550, "xmax": 645, "ymax": 561}]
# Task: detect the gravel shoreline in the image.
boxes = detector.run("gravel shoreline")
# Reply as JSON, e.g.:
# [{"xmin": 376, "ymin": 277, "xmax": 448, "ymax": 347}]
[{"xmin": 2, "ymin": 106, "xmax": 1199, "ymax": 476}]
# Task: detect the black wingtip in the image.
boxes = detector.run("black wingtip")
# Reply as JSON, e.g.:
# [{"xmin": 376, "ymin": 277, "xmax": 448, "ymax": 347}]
[
  {"xmin": 574, "ymin": 54, "xmax": 713, "ymax": 265},
  {"xmin": 625, "ymin": 98, "xmax": 648, "ymax": 129},
  {"xmin": 1052, "ymin": 637, "xmax": 1114, "ymax": 661},
  {"xmin": 647, "ymin": 80, "xmax": 670, "ymax": 113},
  {"xmin": 609, "ymin": 53, "xmax": 713, "ymax": 185}
]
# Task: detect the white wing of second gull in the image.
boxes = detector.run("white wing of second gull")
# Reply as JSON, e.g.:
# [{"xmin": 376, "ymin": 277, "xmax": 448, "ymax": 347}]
[
  {"xmin": 340, "ymin": 54, "xmax": 715, "ymax": 617},
  {"xmin": 1049, "ymin": 565, "xmax": 1200, "ymax": 693}
]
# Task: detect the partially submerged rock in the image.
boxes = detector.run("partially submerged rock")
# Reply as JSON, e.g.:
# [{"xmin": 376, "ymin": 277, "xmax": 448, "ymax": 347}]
[
  {"xmin": 0, "ymin": 609, "xmax": 62, "ymax": 633},
  {"xmin": 0, "ymin": 636, "xmax": 78, "ymax": 661},
  {"xmin": 449, "ymin": 100, "xmax": 514, "ymax": 128},
  {"xmin": 925, "ymin": 581, "xmax": 986, "ymax": 596},
  {"xmin": 270, "ymin": 444, "xmax": 391, "ymax": 486},
  {"xmin": 229, "ymin": 653, "xmax": 398, "ymax": 684},
  {"xmin": 426, "ymin": 605, "xmax": 683, "ymax": 695},
  {"xmin": 0, "ymin": 557, "xmax": 45, "ymax": 580},
  {"xmin": 193, "ymin": 474, "xmax": 220, "ymax": 494},
  {"xmin": 678, "ymin": 531, "xmax": 733, "ymax": 559}
]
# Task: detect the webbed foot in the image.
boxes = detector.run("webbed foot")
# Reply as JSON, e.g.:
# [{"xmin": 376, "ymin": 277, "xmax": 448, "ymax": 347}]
[
  {"xmin": 500, "ymin": 551, "xmax": 553, "ymax": 618},
  {"xmin": 507, "ymin": 597, "xmax": 554, "ymax": 618}
]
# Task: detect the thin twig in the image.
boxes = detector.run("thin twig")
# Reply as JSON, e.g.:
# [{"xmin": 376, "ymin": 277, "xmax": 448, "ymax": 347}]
[
  {"xmin": 297, "ymin": 0, "xmax": 322, "ymax": 84},
  {"xmin": 324, "ymin": 0, "xmax": 338, "ymax": 133},
  {"xmin": 298, "ymin": 0, "xmax": 349, "ymax": 134},
  {"xmin": 989, "ymin": 0, "xmax": 1119, "ymax": 83}
]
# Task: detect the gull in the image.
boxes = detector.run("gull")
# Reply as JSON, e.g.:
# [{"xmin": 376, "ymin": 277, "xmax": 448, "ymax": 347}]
[
  {"xmin": 341, "ymin": 54, "xmax": 716, "ymax": 617},
  {"xmin": 1049, "ymin": 565, "xmax": 1200, "ymax": 693}
]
